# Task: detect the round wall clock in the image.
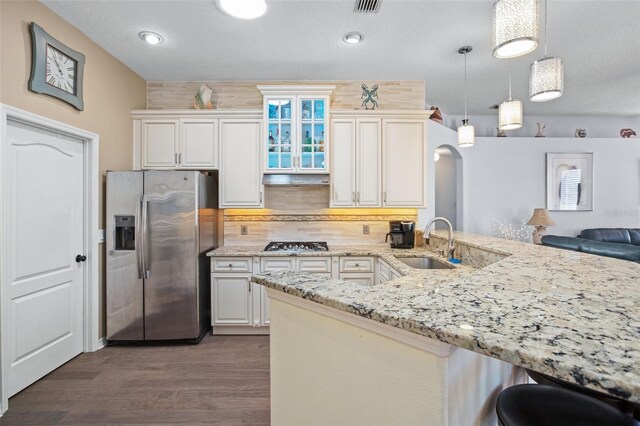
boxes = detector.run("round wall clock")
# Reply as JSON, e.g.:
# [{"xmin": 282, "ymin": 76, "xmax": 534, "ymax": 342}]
[{"xmin": 28, "ymin": 22, "xmax": 85, "ymax": 111}]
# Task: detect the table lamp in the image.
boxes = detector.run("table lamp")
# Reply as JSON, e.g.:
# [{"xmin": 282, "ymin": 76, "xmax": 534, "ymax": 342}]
[{"xmin": 527, "ymin": 208, "xmax": 556, "ymax": 244}]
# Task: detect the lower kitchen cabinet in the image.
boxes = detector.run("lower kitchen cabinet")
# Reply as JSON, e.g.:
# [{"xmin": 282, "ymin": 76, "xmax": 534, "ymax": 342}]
[
  {"xmin": 339, "ymin": 272, "xmax": 375, "ymax": 286},
  {"xmin": 339, "ymin": 256, "xmax": 375, "ymax": 286},
  {"xmin": 378, "ymin": 258, "xmax": 402, "ymax": 284},
  {"xmin": 211, "ymin": 274, "xmax": 253, "ymax": 326},
  {"xmin": 211, "ymin": 256, "xmax": 269, "ymax": 334}
]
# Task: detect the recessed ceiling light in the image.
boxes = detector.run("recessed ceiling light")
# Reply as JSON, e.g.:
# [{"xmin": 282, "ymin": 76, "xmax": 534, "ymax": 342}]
[
  {"xmin": 342, "ymin": 32, "xmax": 364, "ymax": 44},
  {"xmin": 216, "ymin": 0, "xmax": 269, "ymax": 20},
  {"xmin": 138, "ymin": 31, "xmax": 164, "ymax": 45}
]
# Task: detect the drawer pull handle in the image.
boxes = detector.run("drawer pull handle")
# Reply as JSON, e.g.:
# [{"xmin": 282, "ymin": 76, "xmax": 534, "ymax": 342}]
[
  {"xmin": 228, "ymin": 263, "xmax": 233, "ymax": 268},
  {"xmin": 355, "ymin": 263, "xmax": 359, "ymax": 267}
]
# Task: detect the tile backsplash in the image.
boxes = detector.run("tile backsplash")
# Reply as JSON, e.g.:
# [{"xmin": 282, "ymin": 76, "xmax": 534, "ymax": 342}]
[{"xmin": 223, "ymin": 187, "xmax": 417, "ymax": 246}]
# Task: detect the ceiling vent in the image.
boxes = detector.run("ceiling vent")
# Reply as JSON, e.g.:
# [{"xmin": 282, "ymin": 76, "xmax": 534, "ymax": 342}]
[{"xmin": 354, "ymin": 0, "xmax": 382, "ymax": 13}]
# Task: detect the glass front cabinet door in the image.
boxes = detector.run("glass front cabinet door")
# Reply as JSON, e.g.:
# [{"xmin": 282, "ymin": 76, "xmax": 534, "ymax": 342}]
[{"xmin": 260, "ymin": 86, "xmax": 334, "ymax": 174}]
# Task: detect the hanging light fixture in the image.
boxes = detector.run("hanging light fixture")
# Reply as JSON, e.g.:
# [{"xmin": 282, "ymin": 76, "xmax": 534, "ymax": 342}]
[
  {"xmin": 499, "ymin": 60, "xmax": 523, "ymax": 130},
  {"xmin": 529, "ymin": 0, "xmax": 564, "ymax": 101},
  {"xmin": 457, "ymin": 46, "xmax": 475, "ymax": 147},
  {"xmin": 493, "ymin": 0, "xmax": 540, "ymax": 59}
]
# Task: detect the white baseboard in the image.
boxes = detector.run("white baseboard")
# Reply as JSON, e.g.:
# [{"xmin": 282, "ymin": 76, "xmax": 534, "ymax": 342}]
[
  {"xmin": 95, "ymin": 337, "xmax": 107, "ymax": 350},
  {"xmin": 212, "ymin": 326, "xmax": 270, "ymax": 335}
]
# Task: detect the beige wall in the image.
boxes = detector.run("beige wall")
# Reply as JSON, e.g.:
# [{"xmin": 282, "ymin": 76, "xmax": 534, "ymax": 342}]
[{"xmin": 1, "ymin": 0, "xmax": 147, "ymax": 336}]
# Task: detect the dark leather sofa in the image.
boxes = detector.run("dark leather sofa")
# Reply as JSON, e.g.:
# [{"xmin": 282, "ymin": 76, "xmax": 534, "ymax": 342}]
[{"xmin": 541, "ymin": 228, "xmax": 640, "ymax": 262}]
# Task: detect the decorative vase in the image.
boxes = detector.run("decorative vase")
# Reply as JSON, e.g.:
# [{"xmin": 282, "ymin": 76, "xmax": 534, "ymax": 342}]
[
  {"xmin": 497, "ymin": 127, "xmax": 507, "ymax": 137},
  {"xmin": 575, "ymin": 128, "xmax": 587, "ymax": 138},
  {"xmin": 535, "ymin": 122, "xmax": 546, "ymax": 137},
  {"xmin": 193, "ymin": 84, "xmax": 214, "ymax": 110}
]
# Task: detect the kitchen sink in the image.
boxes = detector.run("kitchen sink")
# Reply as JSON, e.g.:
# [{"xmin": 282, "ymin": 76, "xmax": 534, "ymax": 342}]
[{"xmin": 395, "ymin": 257, "xmax": 454, "ymax": 270}]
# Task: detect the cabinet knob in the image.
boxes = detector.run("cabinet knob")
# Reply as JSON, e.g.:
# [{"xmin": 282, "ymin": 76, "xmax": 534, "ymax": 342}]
[
  {"xmin": 355, "ymin": 263, "xmax": 359, "ymax": 267},
  {"xmin": 228, "ymin": 263, "xmax": 233, "ymax": 268}
]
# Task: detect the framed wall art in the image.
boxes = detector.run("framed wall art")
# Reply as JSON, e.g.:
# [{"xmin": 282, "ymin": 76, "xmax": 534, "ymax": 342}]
[{"xmin": 546, "ymin": 152, "xmax": 593, "ymax": 211}]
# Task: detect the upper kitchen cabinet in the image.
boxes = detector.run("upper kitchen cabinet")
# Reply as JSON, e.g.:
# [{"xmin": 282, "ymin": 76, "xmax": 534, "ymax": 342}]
[
  {"xmin": 330, "ymin": 110, "xmax": 429, "ymax": 208},
  {"xmin": 258, "ymin": 85, "xmax": 335, "ymax": 174},
  {"xmin": 330, "ymin": 116, "xmax": 382, "ymax": 207},
  {"xmin": 133, "ymin": 113, "xmax": 218, "ymax": 170},
  {"xmin": 132, "ymin": 110, "xmax": 261, "ymax": 171},
  {"xmin": 219, "ymin": 118, "xmax": 264, "ymax": 208},
  {"xmin": 383, "ymin": 118, "xmax": 427, "ymax": 207}
]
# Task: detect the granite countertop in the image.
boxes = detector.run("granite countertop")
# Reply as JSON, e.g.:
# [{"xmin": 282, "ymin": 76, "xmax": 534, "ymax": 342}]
[{"xmin": 218, "ymin": 232, "xmax": 640, "ymax": 403}]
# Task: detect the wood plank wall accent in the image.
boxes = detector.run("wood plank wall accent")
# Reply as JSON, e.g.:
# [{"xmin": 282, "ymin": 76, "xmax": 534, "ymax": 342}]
[{"xmin": 147, "ymin": 81, "xmax": 425, "ymax": 110}]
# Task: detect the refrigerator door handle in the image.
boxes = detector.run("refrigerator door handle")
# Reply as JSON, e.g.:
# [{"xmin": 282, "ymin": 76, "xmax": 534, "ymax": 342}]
[
  {"xmin": 142, "ymin": 193, "xmax": 151, "ymax": 279},
  {"xmin": 135, "ymin": 195, "xmax": 144, "ymax": 279}
]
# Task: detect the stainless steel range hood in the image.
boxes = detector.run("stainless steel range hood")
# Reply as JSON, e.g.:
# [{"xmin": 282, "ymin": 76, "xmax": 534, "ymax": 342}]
[{"xmin": 262, "ymin": 174, "xmax": 330, "ymax": 186}]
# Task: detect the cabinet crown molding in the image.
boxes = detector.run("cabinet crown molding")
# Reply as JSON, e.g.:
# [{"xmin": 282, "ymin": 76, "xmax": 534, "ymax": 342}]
[
  {"xmin": 131, "ymin": 109, "xmax": 262, "ymax": 119},
  {"xmin": 331, "ymin": 109, "xmax": 434, "ymax": 118},
  {"xmin": 257, "ymin": 85, "xmax": 336, "ymax": 98}
]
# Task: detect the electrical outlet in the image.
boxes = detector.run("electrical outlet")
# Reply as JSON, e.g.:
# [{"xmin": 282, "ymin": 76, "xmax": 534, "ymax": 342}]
[
  {"xmin": 363, "ymin": 225, "xmax": 370, "ymax": 235},
  {"xmin": 241, "ymin": 225, "xmax": 248, "ymax": 236}
]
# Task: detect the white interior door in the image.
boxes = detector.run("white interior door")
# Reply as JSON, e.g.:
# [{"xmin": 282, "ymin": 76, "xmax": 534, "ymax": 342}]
[{"xmin": 4, "ymin": 119, "xmax": 84, "ymax": 397}]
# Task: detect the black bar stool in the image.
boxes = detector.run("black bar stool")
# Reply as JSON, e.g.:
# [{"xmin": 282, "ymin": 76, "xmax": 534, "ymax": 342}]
[
  {"xmin": 526, "ymin": 369, "xmax": 638, "ymax": 419},
  {"xmin": 496, "ymin": 384, "xmax": 637, "ymax": 426}
]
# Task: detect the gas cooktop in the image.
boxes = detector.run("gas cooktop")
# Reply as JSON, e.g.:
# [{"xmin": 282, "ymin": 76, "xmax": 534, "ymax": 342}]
[{"xmin": 263, "ymin": 241, "xmax": 329, "ymax": 252}]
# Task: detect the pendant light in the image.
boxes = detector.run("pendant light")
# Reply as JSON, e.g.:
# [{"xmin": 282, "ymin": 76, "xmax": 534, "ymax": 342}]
[
  {"xmin": 457, "ymin": 46, "xmax": 475, "ymax": 147},
  {"xmin": 499, "ymin": 60, "xmax": 523, "ymax": 130},
  {"xmin": 529, "ymin": 0, "xmax": 564, "ymax": 101},
  {"xmin": 493, "ymin": 0, "xmax": 540, "ymax": 59}
]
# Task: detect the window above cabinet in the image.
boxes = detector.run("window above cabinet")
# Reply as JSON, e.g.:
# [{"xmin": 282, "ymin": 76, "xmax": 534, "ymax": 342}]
[{"xmin": 258, "ymin": 85, "xmax": 335, "ymax": 175}]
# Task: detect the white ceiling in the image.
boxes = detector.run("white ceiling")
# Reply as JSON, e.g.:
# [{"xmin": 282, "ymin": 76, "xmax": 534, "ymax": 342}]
[{"xmin": 42, "ymin": 0, "xmax": 640, "ymax": 116}]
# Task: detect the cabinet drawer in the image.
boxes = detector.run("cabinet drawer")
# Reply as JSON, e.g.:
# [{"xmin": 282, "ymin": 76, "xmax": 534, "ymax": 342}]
[
  {"xmin": 261, "ymin": 257, "xmax": 296, "ymax": 272},
  {"xmin": 340, "ymin": 257, "xmax": 374, "ymax": 273},
  {"xmin": 298, "ymin": 257, "xmax": 332, "ymax": 273},
  {"xmin": 340, "ymin": 273, "xmax": 375, "ymax": 286},
  {"xmin": 212, "ymin": 257, "xmax": 252, "ymax": 273}
]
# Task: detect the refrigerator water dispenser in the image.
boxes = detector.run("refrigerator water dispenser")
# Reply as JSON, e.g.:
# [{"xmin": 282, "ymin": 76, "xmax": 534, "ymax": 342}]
[{"xmin": 114, "ymin": 215, "xmax": 135, "ymax": 250}]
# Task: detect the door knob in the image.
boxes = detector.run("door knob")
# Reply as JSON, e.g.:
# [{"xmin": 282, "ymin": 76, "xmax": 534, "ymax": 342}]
[{"xmin": 76, "ymin": 255, "xmax": 87, "ymax": 263}]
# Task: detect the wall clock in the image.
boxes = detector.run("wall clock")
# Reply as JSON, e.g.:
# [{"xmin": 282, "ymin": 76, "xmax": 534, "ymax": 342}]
[{"xmin": 28, "ymin": 22, "xmax": 85, "ymax": 111}]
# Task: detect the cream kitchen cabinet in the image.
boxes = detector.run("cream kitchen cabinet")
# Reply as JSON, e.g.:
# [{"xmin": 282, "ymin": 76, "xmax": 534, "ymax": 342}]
[
  {"xmin": 330, "ymin": 118, "xmax": 382, "ymax": 207},
  {"xmin": 383, "ymin": 119, "xmax": 427, "ymax": 207},
  {"xmin": 211, "ymin": 255, "xmax": 334, "ymax": 334},
  {"xmin": 219, "ymin": 119, "xmax": 264, "ymax": 208},
  {"xmin": 330, "ymin": 111, "xmax": 428, "ymax": 208},
  {"xmin": 258, "ymin": 86, "xmax": 335, "ymax": 174},
  {"xmin": 138, "ymin": 118, "xmax": 218, "ymax": 170},
  {"xmin": 211, "ymin": 273, "xmax": 253, "ymax": 326},
  {"xmin": 211, "ymin": 257, "xmax": 269, "ymax": 334},
  {"xmin": 377, "ymin": 258, "xmax": 402, "ymax": 284},
  {"xmin": 339, "ymin": 256, "xmax": 375, "ymax": 286}
]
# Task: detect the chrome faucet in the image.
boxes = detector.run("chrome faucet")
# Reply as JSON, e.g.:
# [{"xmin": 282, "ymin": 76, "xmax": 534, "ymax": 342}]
[{"xmin": 423, "ymin": 217, "xmax": 455, "ymax": 259}]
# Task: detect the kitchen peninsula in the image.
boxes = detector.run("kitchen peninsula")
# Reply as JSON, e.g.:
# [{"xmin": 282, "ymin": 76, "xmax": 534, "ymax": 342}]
[{"xmin": 228, "ymin": 232, "xmax": 640, "ymax": 425}]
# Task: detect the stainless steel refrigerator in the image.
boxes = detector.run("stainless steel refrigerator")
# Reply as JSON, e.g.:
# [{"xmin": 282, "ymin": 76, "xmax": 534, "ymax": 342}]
[{"xmin": 106, "ymin": 170, "xmax": 217, "ymax": 342}]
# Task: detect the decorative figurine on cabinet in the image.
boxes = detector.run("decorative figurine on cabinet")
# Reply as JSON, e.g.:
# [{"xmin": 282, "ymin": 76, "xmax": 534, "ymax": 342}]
[
  {"xmin": 361, "ymin": 83, "xmax": 379, "ymax": 110},
  {"xmin": 575, "ymin": 128, "xmax": 587, "ymax": 138},
  {"xmin": 536, "ymin": 123, "xmax": 546, "ymax": 137},
  {"xmin": 620, "ymin": 128, "xmax": 637, "ymax": 138}
]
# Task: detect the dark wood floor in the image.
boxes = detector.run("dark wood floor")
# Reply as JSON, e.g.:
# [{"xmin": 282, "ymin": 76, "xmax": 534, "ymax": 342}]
[{"xmin": 1, "ymin": 335, "xmax": 270, "ymax": 425}]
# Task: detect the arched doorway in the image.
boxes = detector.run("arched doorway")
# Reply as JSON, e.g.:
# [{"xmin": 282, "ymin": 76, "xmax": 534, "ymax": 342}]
[{"xmin": 434, "ymin": 144, "xmax": 463, "ymax": 230}]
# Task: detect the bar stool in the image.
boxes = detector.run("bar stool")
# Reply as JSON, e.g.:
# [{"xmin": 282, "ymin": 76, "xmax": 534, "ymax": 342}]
[
  {"xmin": 526, "ymin": 369, "xmax": 638, "ymax": 419},
  {"xmin": 496, "ymin": 384, "xmax": 636, "ymax": 426}
]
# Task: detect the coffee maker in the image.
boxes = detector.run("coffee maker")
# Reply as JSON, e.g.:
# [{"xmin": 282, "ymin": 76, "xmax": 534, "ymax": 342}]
[{"xmin": 385, "ymin": 220, "xmax": 415, "ymax": 249}]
